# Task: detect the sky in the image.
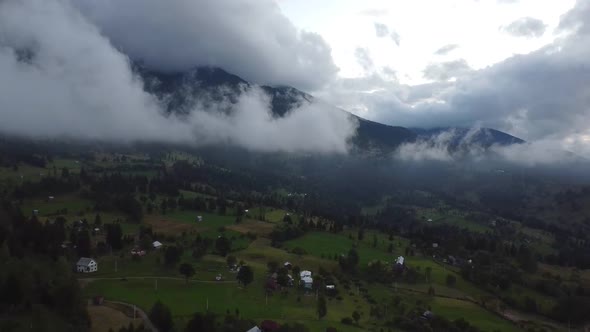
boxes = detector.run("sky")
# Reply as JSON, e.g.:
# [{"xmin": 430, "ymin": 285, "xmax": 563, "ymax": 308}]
[
  {"xmin": 279, "ymin": 0, "xmax": 575, "ymax": 83},
  {"xmin": 0, "ymin": 0, "xmax": 590, "ymax": 158},
  {"xmin": 277, "ymin": 0, "xmax": 590, "ymax": 155}
]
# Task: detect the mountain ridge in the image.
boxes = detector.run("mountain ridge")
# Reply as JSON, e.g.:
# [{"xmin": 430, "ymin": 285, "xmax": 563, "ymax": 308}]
[{"xmin": 136, "ymin": 65, "xmax": 524, "ymax": 153}]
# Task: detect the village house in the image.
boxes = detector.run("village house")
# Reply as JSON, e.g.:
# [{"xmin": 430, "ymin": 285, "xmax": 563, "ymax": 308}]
[
  {"xmin": 131, "ymin": 248, "xmax": 146, "ymax": 256},
  {"xmin": 300, "ymin": 270, "xmax": 312, "ymax": 278},
  {"xmin": 152, "ymin": 240, "xmax": 163, "ymax": 249},
  {"xmin": 395, "ymin": 256, "xmax": 405, "ymax": 265},
  {"xmin": 76, "ymin": 257, "xmax": 98, "ymax": 273},
  {"xmin": 301, "ymin": 276, "xmax": 313, "ymax": 289}
]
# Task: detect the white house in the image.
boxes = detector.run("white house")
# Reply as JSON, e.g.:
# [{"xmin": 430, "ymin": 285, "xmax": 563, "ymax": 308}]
[
  {"xmin": 396, "ymin": 256, "xmax": 405, "ymax": 265},
  {"xmin": 153, "ymin": 241, "xmax": 163, "ymax": 249},
  {"xmin": 301, "ymin": 276, "xmax": 313, "ymax": 289},
  {"xmin": 300, "ymin": 270, "xmax": 312, "ymax": 278},
  {"xmin": 76, "ymin": 257, "xmax": 98, "ymax": 273}
]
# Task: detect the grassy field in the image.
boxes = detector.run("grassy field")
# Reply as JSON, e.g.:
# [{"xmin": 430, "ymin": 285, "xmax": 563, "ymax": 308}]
[
  {"xmin": 87, "ymin": 304, "xmax": 142, "ymax": 332},
  {"xmin": 430, "ymin": 298, "xmax": 520, "ymax": 332},
  {"xmin": 22, "ymin": 195, "xmax": 94, "ymax": 218},
  {"xmin": 165, "ymin": 210, "xmax": 236, "ymax": 228},
  {"xmin": 178, "ymin": 189, "xmax": 215, "ymax": 200},
  {"xmin": 408, "ymin": 257, "xmax": 488, "ymax": 300},
  {"xmin": 83, "ymin": 276, "xmax": 365, "ymax": 332},
  {"xmin": 0, "ymin": 165, "xmax": 45, "ymax": 182},
  {"xmin": 416, "ymin": 208, "xmax": 491, "ymax": 233},
  {"xmin": 284, "ymin": 231, "xmax": 400, "ymax": 266},
  {"xmin": 91, "ymin": 253, "xmax": 230, "ymax": 281},
  {"xmin": 249, "ymin": 206, "xmax": 292, "ymax": 223},
  {"xmin": 84, "ymin": 238, "xmax": 518, "ymax": 332}
]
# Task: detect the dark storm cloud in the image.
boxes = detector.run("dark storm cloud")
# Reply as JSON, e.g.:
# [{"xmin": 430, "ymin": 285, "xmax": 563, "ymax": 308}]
[
  {"xmin": 75, "ymin": 0, "xmax": 339, "ymax": 91},
  {"xmin": 434, "ymin": 44, "xmax": 459, "ymax": 56},
  {"xmin": 501, "ymin": 17, "xmax": 547, "ymax": 38},
  {"xmin": 0, "ymin": 0, "xmax": 356, "ymax": 153},
  {"xmin": 558, "ymin": 0, "xmax": 590, "ymax": 35}
]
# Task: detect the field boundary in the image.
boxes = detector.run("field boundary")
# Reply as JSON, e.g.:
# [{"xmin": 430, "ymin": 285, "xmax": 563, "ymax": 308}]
[{"xmin": 104, "ymin": 300, "xmax": 159, "ymax": 332}]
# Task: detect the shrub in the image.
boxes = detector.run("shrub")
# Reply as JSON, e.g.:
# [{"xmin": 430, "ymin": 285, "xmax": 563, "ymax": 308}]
[{"xmin": 341, "ymin": 317, "xmax": 353, "ymax": 325}]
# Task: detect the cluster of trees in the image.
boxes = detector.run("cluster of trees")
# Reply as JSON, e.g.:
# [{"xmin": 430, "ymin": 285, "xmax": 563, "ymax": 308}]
[
  {"xmin": 149, "ymin": 300, "xmax": 312, "ymax": 332},
  {"xmin": 0, "ymin": 202, "xmax": 90, "ymax": 331}
]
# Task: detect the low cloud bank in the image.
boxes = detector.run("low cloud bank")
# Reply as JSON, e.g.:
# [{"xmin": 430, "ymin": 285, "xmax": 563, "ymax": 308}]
[
  {"xmin": 0, "ymin": 0, "xmax": 356, "ymax": 154},
  {"xmin": 394, "ymin": 128, "xmax": 578, "ymax": 166}
]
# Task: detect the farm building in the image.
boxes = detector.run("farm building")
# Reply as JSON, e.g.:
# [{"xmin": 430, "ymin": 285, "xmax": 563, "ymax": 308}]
[
  {"xmin": 131, "ymin": 248, "xmax": 146, "ymax": 256},
  {"xmin": 301, "ymin": 276, "xmax": 313, "ymax": 289},
  {"xmin": 153, "ymin": 241, "xmax": 163, "ymax": 249},
  {"xmin": 265, "ymin": 278, "xmax": 280, "ymax": 291},
  {"xmin": 260, "ymin": 320, "xmax": 280, "ymax": 331},
  {"xmin": 76, "ymin": 257, "xmax": 98, "ymax": 273},
  {"xmin": 395, "ymin": 256, "xmax": 405, "ymax": 265}
]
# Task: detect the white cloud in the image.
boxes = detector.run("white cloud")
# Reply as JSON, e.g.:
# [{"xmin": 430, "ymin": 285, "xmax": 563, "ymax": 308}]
[
  {"xmin": 490, "ymin": 140, "xmax": 577, "ymax": 166},
  {"xmin": 394, "ymin": 127, "xmax": 578, "ymax": 166},
  {"xmin": 434, "ymin": 44, "xmax": 459, "ymax": 55},
  {"xmin": 317, "ymin": 1, "xmax": 590, "ymax": 157},
  {"xmin": 0, "ymin": 0, "xmax": 356, "ymax": 153},
  {"xmin": 374, "ymin": 22, "xmax": 389, "ymax": 37},
  {"xmin": 423, "ymin": 59, "xmax": 473, "ymax": 81},
  {"xmin": 374, "ymin": 22, "xmax": 400, "ymax": 45},
  {"xmin": 501, "ymin": 17, "xmax": 547, "ymax": 38},
  {"xmin": 355, "ymin": 47, "xmax": 374, "ymax": 72},
  {"xmin": 395, "ymin": 131, "xmax": 455, "ymax": 162},
  {"xmin": 188, "ymin": 89, "xmax": 358, "ymax": 153}
]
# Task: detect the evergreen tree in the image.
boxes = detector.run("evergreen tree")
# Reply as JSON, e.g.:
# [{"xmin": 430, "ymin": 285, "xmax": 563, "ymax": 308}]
[
  {"xmin": 317, "ymin": 296, "xmax": 327, "ymax": 320},
  {"xmin": 148, "ymin": 301, "xmax": 174, "ymax": 332},
  {"xmin": 237, "ymin": 265, "xmax": 254, "ymax": 287},
  {"xmin": 179, "ymin": 263, "xmax": 195, "ymax": 284}
]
